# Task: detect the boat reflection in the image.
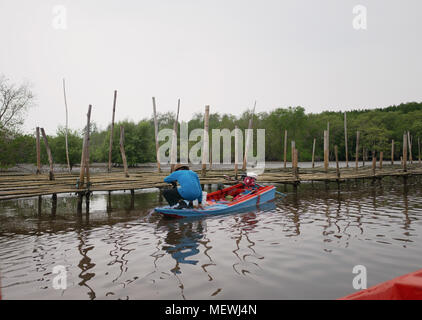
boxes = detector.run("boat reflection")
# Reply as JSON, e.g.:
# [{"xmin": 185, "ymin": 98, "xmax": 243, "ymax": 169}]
[{"xmin": 157, "ymin": 201, "xmax": 275, "ymax": 275}]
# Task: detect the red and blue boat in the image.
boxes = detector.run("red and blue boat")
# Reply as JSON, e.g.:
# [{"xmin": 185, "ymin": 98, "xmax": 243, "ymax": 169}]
[{"xmin": 155, "ymin": 183, "xmax": 277, "ymax": 218}]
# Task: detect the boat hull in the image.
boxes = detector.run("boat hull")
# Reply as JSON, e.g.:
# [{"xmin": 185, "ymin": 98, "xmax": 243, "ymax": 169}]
[{"xmin": 155, "ymin": 185, "xmax": 276, "ymax": 218}]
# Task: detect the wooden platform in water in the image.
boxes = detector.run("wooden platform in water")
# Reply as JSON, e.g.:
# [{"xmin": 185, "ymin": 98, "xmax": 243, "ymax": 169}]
[{"xmin": 1, "ymin": 164, "xmax": 421, "ymax": 201}]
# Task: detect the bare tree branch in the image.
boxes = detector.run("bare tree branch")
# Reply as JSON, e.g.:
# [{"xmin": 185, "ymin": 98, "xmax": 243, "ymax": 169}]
[{"xmin": 0, "ymin": 75, "xmax": 34, "ymax": 132}]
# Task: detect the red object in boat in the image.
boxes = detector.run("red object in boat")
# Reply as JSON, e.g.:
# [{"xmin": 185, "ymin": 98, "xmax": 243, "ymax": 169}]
[{"xmin": 340, "ymin": 269, "xmax": 422, "ymax": 300}]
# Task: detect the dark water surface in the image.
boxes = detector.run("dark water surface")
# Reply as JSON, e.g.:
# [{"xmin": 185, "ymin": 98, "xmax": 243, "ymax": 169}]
[{"xmin": 1, "ymin": 177, "xmax": 421, "ymax": 300}]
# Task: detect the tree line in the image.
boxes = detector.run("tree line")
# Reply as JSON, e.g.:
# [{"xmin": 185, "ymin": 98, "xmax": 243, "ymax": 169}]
[{"xmin": 1, "ymin": 101, "xmax": 422, "ymax": 169}]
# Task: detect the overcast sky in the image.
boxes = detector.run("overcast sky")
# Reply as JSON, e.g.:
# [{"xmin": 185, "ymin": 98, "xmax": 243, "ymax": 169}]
[{"xmin": 1, "ymin": 0, "xmax": 421, "ymax": 134}]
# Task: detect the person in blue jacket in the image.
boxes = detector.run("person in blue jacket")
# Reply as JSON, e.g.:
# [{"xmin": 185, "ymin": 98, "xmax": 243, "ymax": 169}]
[{"xmin": 163, "ymin": 164, "xmax": 203, "ymax": 209}]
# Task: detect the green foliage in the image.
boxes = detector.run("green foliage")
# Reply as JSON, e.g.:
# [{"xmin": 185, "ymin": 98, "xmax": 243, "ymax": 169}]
[
  {"xmin": 0, "ymin": 129, "xmax": 36, "ymax": 168},
  {"xmin": 2, "ymin": 101, "xmax": 422, "ymax": 167},
  {"xmin": 49, "ymin": 127, "xmax": 83, "ymax": 169}
]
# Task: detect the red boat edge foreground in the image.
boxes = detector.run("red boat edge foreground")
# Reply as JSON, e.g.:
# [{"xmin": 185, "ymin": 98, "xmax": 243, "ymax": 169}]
[{"xmin": 340, "ymin": 268, "xmax": 422, "ymax": 300}]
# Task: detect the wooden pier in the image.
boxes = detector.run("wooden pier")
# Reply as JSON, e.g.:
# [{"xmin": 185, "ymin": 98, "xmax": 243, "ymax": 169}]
[
  {"xmin": 1, "ymin": 164, "xmax": 421, "ymax": 202},
  {"xmin": 3, "ymin": 92, "xmax": 420, "ymax": 208}
]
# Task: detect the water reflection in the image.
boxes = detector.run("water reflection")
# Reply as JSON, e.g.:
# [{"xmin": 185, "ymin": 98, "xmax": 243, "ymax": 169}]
[
  {"xmin": 0, "ymin": 178, "xmax": 422, "ymax": 299},
  {"xmin": 76, "ymin": 229, "xmax": 96, "ymax": 300},
  {"xmin": 160, "ymin": 220, "xmax": 203, "ymax": 273}
]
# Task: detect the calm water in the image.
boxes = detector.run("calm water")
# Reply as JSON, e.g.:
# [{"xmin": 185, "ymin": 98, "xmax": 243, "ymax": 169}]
[{"xmin": 0, "ymin": 177, "xmax": 421, "ymax": 300}]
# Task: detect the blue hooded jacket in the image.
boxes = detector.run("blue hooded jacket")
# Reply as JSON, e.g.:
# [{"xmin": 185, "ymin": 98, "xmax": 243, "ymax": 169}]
[{"xmin": 164, "ymin": 170, "xmax": 203, "ymax": 203}]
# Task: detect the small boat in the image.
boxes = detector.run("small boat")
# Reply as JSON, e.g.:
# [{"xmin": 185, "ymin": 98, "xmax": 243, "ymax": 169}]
[
  {"xmin": 155, "ymin": 183, "xmax": 276, "ymax": 218},
  {"xmin": 340, "ymin": 268, "xmax": 422, "ymax": 300}
]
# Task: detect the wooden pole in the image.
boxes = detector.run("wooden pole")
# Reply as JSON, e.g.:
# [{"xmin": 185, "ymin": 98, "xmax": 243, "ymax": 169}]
[
  {"xmin": 335, "ymin": 145, "xmax": 340, "ymax": 178},
  {"xmin": 355, "ymin": 131, "xmax": 360, "ymax": 171},
  {"xmin": 84, "ymin": 105, "xmax": 92, "ymax": 185},
  {"xmin": 391, "ymin": 140, "xmax": 394, "ymax": 165},
  {"xmin": 312, "ymin": 138, "xmax": 316, "ymax": 168},
  {"xmin": 152, "ymin": 97, "xmax": 161, "ymax": 173},
  {"xmin": 40, "ymin": 128, "xmax": 54, "ymax": 180},
  {"xmin": 234, "ymin": 125, "xmax": 239, "ymax": 179},
  {"xmin": 327, "ymin": 121, "xmax": 330, "ymax": 163},
  {"xmin": 379, "ymin": 151, "xmax": 383, "ymax": 169},
  {"xmin": 79, "ymin": 129, "xmax": 87, "ymax": 186},
  {"xmin": 62, "ymin": 79, "xmax": 71, "ymax": 173},
  {"xmin": 209, "ymin": 146, "xmax": 212, "ymax": 170},
  {"xmin": 291, "ymin": 147, "xmax": 295, "ymax": 176},
  {"xmin": 292, "ymin": 148, "xmax": 298, "ymax": 179},
  {"xmin": 243, "ymin": 101, "xmax": 256, "ymax": 171},
  {"xmin": 120, "ymin": 126, "xmax": 129, "ymax": 177},
  {"xmin": 324, "ymin": 130, "xmax": 328, "ymax": 172},
  {"xmin": 36, "ymin": 127, "xmax": 41, "ymax": 174},
  {"xmin": 202, "ymin": 105, "xmax": 209, "ymax": 176},
  {"xmin": 418, "ymin": 137, "xmax": 421, "ymax": 164},
  {"xmin": 372, "ymin": 150, "xmax": 376, "ymax": 176},
  {"xmin": 291, "ymin": 140, "xmax": 295, "ymax": 165},
  {"xmin": 79, "ymin": 105, "xmax": 92, "ymax": 187},
  {"xmin": 283, "ymin": 129, "xmax": 287, "ymax": 169},
  {"xmin": 403, "ymin": 133, "xmax": 407, "ymax": 172},
  {"xmin": 170, "ymin": 99, "xmax": 180, "ymax": 172},
  {"xmin": 407, "ymin": 131, "xmax": 413, "ymax": 164},
  {"xmin": 108, "ymin": 90, "xmax": 117, "ymax": 173},
  {"xmin": 344, "ymin": 113, "xmax": 348, "ymax": 167}
]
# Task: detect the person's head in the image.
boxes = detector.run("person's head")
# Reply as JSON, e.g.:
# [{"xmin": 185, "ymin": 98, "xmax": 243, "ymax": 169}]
[{"xmin": 174, "ymin": 164, "xmax": 189, "ymax": 171}]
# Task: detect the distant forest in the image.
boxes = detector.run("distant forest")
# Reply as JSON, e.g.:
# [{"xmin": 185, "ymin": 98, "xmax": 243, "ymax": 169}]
[{"xmin": 1, "ymin": 101, "xmax": 422, "ymax": 168}]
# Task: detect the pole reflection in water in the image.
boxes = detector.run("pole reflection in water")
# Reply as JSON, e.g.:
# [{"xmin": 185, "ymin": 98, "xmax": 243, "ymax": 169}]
[
  {"xmin": 0, "ymin": 178, "xmax": 422, "ymax": 299},
  {"xmin": 76, "ymin": 226, "xmax": 96, "ymax": 300}
]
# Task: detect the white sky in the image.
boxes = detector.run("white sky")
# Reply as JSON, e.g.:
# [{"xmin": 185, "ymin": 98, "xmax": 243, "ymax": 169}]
[{"xmin": 1, "ymin": 0, "xmax": 421, "ymax": 134}]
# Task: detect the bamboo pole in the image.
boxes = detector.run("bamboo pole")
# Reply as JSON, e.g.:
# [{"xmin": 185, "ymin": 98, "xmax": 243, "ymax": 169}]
[
  {"xmin": 312, "ymin": 138, "xmax": 316, "ymax": 168},
  {"xmin": 243, "ymin": 101, "xmax": 256, "ymax": 171},
  {"xmin": 291, "ymin": 147, "xmax": 295, "ymax": 175},
  {"xmin": 170, "ymin": 99, "xmax": 180, "ymax": 172},
  {"xmin": 202, "ymin": 105, "xmax": 209, "ymax": 176},
  {"xmin": 40, "ymin": 128, "xmax": 54, "ymax": 180},
  {"xmin": 79, "ymin": 130, "xmax": 87, "ymax": 186},
  {"xmin": 391, "ymin": 140, "xmax": 394, "ymax": 165},
  {"xmin": 291, "ymin": 140, "xmax": 295, "ymax": 165},
  {"xmin": 283, "ymin": 130, "xmax": 287, "ymax": 169},
  {"xmin": 344, "ymin": 113, "xmax": 348, "ymax": 167},
  {"xmin": 335, "ymin": 145, "xmax": 340, "ymax": 178},
  {"xmin": 327, "ymin": 121, "xmax": 330, "ymax": 162},
  {"xmin": 234, "ymin": 125, "xmax": 239, "ymax": 179},
  {"xmin": 407, "ymin": 131, "xmax": 413, "ymax": 164},
  {"xmin": 379, "ymin": 151, "xmax": 383, "ymax": 169},
  {"xmin": 372, "ymin": 150, "xmax": 376, "ymax": 176},
  {"xmin": 108, "ymin": 90, "xmax": 117, "ymax": 173},
  {"xmin": 403, "ymin": 133, "xmax": 408, "ymax": 172},
  {"xmin": 292, "ymin": 148, "xmax": 298, "ymax": 179},
  {"xmin": 209, "ymin": 146, "xmax": 212, "ymax": 170},
  {"xmin": 119, "ymin": 126, "xmax": 129, "ymax": 178},
  {"xmin": 36, "ymin": 127, "xmax": 41, "ymax": 174},
  {"xmin": 79, "ymin": 105, "xmax": 92, "ymax": 187},
  {"xmin": 324, "ymin": 130, "xmax": 328, "ymax": 172},
  {"xmin": 355, "ymin": 131, "xmax": 360, "ymax": 170},
  {"xmin": 152, "ymin": 97, "xmax": 161, "ymax": 173},
  {"xmin": 84, "ymin": 105, "xmax": 92, "ymax": 185},
  {"xmin": 62, "ymin": 78, "xmax": 71, "ymax": 173}
]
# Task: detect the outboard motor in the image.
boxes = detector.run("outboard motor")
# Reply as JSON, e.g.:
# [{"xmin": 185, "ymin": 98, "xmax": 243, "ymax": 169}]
[{"xmin": 242, "ymin": 172, "xmax": 258, "ymax": 187}]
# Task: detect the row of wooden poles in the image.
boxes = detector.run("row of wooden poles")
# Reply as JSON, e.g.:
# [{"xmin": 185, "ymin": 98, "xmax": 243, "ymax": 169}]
[
  {"xmin": 34, "ymin": 91, "xmax": 256, "ymax": 186},
  {"xmin": 152, "ymin": 100, "xmax": 257, "ymax": 178},
  {"xmin": 288, "ymin": 113, "xmax": 421, "ymax": 178},
  {"xmin": 34, "ymin": 91, "xmax": 420, "ymax": 187},
  {"xmin": 34, "ymin": 91, "xmax": 129, "ymax": 189}
]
